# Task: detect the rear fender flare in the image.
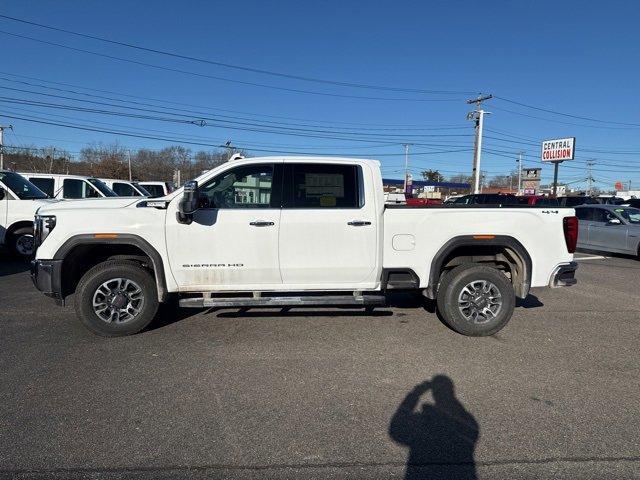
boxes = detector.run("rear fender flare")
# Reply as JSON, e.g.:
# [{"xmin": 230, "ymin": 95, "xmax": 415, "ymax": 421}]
[{"xmin": 425, "ymin": 235, "xmax": 532, "ymax": 299}]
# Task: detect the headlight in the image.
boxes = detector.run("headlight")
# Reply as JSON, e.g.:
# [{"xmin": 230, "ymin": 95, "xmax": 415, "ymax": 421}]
[{"xmin": 35, "ymin": 215, "xmax": 56, "ymax": 246}]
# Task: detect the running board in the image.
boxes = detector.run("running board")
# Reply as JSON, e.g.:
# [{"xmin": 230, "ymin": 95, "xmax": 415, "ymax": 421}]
[{"xmin": 179, "ymin": 294, "xmax": 386, "ymax": 309}]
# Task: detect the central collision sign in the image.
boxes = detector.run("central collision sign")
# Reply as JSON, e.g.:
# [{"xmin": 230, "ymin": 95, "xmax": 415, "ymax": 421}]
[{"xmin": 541, "ymin": 137, "xmax": 575, "ymax": 162}]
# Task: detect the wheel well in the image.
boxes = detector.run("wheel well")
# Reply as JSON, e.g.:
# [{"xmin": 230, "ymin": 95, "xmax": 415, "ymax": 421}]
[
  {"xmin": 60, "ymin": 244, "xmax": 155, "ymax": 300},
  {"xmin": 427, "ymin": 238, "xmax": 532, "ymax": 299},
  {"xmin": 7, "ymin": 220, "xmax": 34, "ymax": 236}
]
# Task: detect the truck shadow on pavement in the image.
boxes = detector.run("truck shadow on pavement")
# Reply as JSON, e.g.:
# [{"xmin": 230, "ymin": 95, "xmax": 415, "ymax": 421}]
[
  {"xmin": 389, "ymin": 375, "xmax": 479, "ymax": 480},
  {"xmin": 0, "ymin": 254, "xmax": 30, "ymax": 277},
  {"xmin": 148, "ymin": 291, "xmax": 545, "ymax": 331}
]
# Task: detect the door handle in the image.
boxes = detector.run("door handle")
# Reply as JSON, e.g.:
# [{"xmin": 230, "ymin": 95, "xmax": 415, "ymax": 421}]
[
  {"xmin": 347, "ymin": 220, "xmax": 372, "ymax": 226},
  {"xmin": 249, "ymin": 220, "xmax": 275, "ymax": 227}
]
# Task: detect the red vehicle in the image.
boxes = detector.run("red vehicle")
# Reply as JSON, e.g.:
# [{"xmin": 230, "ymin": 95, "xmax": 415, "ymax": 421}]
[
  {"xmin": 405, "ymin": 197, "xmax": 444, "ymax": 207},
  {"xmin": 517, "ymin": 195, "xmax": 559, "ymax": 206}
]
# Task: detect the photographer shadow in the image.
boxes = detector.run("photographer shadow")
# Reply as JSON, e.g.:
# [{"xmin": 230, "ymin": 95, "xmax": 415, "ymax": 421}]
[{"xmin": 389, "ymin": 375, "xmax": 479, "ymax": 480}]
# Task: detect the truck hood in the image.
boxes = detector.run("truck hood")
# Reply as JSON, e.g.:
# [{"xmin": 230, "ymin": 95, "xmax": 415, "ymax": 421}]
[{"xmin": 37, "ymin": 197, "xmax": 140, "ymax": 214}]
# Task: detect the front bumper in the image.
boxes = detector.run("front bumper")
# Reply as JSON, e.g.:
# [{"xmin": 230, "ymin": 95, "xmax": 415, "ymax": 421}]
[
  {"xmin": 549, "ymin": 261, "xmax": 578, "ymax": 287},
  {"xmin": 31, "ymin": 259, "xmax": 64, "ymax": 304}
]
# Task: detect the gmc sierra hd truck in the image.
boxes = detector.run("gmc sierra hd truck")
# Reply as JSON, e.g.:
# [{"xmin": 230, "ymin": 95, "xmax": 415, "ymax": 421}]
[{"xmin": 31, "ymin": 156, "xmax": 578, "ymax": 337}]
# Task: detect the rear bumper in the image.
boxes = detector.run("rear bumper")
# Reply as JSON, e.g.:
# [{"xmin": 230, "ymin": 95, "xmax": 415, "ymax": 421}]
[
  {"xmin": 549, "ymin": 261, "xmax": 578, "ymax": 287},
  {"xmin": 31, "ymin": 259, "xmax": 64, "ymax": 304}
]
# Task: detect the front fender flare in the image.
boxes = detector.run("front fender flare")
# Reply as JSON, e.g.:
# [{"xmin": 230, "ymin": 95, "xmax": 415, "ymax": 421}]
[{"xmin": 54, "ymin": 234, "xmax": 168, "ymax": 302}]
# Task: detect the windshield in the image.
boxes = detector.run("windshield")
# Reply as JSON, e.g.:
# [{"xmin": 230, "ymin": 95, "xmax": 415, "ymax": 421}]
[
  {"xmin": 614, "ymin": 207, "xmax": 640, "ymax": 225},
  {"xmin": 87, "ymin": 178, "xmax": 118, "ymax": 197},
  {"xmin": 132, "ymin": 182, "xmax": 151, "ymax": 196},
  {"xmin": 0, "ymin": 171, "xmax": 49, "ymax": 200}
]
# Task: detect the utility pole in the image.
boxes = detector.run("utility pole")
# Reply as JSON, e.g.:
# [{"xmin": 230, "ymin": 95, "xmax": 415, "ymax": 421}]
[
  {"xmin": 0, "ymin": 124, "xmax": 14, "ymax": 170},
  {"xmin": 127, "ymin": 149, "xmax": 132, "ymax": 181},
  {"xmin": 586, "ymin": 160, "xmax": 595, "ymax": 196},
  {"xmin": 402, "ymin": 143, "xmax": 411, "ymax": 193},
  {"xmin": 48, "ymin": 147, "xmax": 56, "ymax": 173},
  {"xmin": 517, "ymin": 151, "xmax": 523, "ymax": 195},
  {"xmin": 466, "ymin": 94, "xmax": 493, "ymax": 194}
]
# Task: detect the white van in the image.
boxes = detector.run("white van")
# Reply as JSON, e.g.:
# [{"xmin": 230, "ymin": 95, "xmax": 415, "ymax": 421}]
[
  {"xmin": 138, "ymin": 181, "xmax": 174, "ymax": 198},
  {"xmin": 99, "ymin": 178, "xmax": 150, "ymax": 197},
  {"xmin": 0, "ymin": 170, "xmax": 57, "ymax": 256},
  {"xmin": 19, "ymin": 173, "xmax": 117, "ymax": 200}
]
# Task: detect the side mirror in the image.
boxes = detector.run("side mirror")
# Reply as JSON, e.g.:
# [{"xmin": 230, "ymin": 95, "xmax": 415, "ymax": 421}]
[
  {"xmin": 608, "ymin": 218, "xmax": 622, "ymax": 225},
  {"xmin": 177, "ymin": 181, "xmax": 199, "ymax": 225},
  {"xmin": 0, "ymin": 188, "xmax": 5, "ymax": 200}
]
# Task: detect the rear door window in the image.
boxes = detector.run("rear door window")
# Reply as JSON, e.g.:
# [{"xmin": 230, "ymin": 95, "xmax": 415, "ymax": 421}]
[
  {"xmin": 284, "ymin": 164, "xmax": 361, "ymax": 208},
  {"xmin": 112, "ymin": 182, "xmax": 137, "ymax": 196},
  {"xmin": 142, "ymin": 184, "xmax": 164, "ymax": 197},
  {"xmin": 63, "ymin": 179, "xmax": 100, "ymax": 199},
  {"xmin": 29, "ymin": 177, "xmax": 55, "ymax": 197}
]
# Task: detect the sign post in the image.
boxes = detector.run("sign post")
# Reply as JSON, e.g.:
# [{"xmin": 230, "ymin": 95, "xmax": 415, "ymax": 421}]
[{"xmin": 541, "ymin": 137, "xmax": 576, "ymax": 196}]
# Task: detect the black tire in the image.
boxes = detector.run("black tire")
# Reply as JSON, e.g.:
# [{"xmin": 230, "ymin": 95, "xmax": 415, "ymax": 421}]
[
  {"xmin": 9, "ymin": 226, "xmax": 35, "ymax": 258},
  {"xmin": 436, "ymin": 264, "xmax": 515, "ymax": 336},
  {"xmin": 74, "ymin": 260, "xmax": 159, "ymax": 337}
]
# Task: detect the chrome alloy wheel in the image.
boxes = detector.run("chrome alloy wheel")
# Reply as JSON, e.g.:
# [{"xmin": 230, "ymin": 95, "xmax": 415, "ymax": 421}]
[
  {"xmin": 92, "ymin": 278, "xmax": 145, "ymax": 324},
  {"xmin": 457, "ymin": 280, "xmax": 503, "ymax": 324}
]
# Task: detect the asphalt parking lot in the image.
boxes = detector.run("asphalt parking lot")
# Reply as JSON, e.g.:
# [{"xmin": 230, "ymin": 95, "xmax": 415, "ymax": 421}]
[{"xmin": 0, "ymin": 253, "xmax": 639, "ymax": 480}]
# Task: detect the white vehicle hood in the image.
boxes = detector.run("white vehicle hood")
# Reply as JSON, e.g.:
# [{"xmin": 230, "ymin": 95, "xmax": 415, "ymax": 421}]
[{"xmin": 37, "ymin": 197, "xmax": 141, "ymax": 214}]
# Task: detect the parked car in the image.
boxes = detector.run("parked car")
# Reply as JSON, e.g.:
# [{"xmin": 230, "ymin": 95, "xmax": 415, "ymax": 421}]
[
  {"xmin": 405, "ymin": 197, "xmax": 443, "ymax": 206},
  {"xmin": 0, "ymin": 171, "xmax": 57, "ymax": 256},
  {"xmin": 557, "ymin": 196, "xmax": 599, "ymax": 207},
  {"xmin": 575, "ymin": 204, "xmax": 640, "ymax": 256},
  {"xmin": 622, "ymin": 198, "xmax": 640, "ymax": 209},
  {"xmin": 517, "ymin": 195, "xmax": 560, "ymax": 206},
  {"xmin": 597, "ymin": 196, "xmax": 626, "ymax": 205},
  {"xmin": 32, "ymin": 156, "xmax": 578, "ymax": 338},
  {"xmin": 450, "ymin": 193, "xmax": 520, "ymax": 206},
  {"xmin": 138, "ymin": 181, "xmax": 175, "ymax": 198},
  {"xmin": 100, "ymin": 179, "xmax": 151, "ymax": 197},
  {"xmin": 19, "ymin": 173, "xmax": 117, "ymax": 199}
]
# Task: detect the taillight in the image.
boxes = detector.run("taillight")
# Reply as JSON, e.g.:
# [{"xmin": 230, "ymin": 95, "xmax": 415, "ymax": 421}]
[{"xmin": 563, "ymin": 216, "xmax": 578, "ymax": 253}]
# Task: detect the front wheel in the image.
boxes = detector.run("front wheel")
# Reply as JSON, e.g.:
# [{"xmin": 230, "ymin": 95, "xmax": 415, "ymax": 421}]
[
  {"xmin": 436, "ymin": 264, "xmax": 515, "ymax": 336},
  {"xmin": 9, "ymin": 227, "xmax": 36, "ymax": 257},
  {"xmin": 75, "ymin": 260, "xmax": 159, "ymax": 336}
]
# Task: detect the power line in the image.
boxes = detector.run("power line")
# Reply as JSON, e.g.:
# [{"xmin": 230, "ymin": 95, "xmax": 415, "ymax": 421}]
[
  {"xmin": 0, "ymin": 71, "xmax": 468, "ymax": 128},
  {"xmin": 0, "ymin": 87, "xmax": 475, "ymax": 138},
  {"xmin": 0, "ymin": 77, "xmax": 471, "ymax": 132},
  {"xmin": 0, "ymin": 30, "xmax": 465, "ymax": 103},
  {"xmin": 495, "ymin": 96, "xmax": 640, "ymax": 128},
  {"xmin": 490, "ymin": 104, "xmax": 638, "ymax": 130},
  {"xmin": 1, "ymin": 112, "xmax": 474, "ymax": 157},
  {"xmin": 0, "ymin": 97, "xmax": 475, "ymax": 145},
  {"xmin": 0, "ymin": 14, "xmax": 475, "ymax": 96}
]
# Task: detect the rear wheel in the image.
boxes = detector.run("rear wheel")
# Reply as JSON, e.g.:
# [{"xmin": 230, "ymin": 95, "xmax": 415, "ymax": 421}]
[
  {"xmin": 436, "ymin": 264, "xmax": 515, "ymax": 336},
  {"xmin": 9, "ymin": 226, "xmax": 35, "ymax": 257},
  {"xmin": 75, "ymin": 260, "xmax": 159, "ymax": 336}
]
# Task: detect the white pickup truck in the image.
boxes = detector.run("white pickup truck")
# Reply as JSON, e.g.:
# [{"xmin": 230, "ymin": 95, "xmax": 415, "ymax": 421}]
[
  {"xmin": 1, "ymin": 170, "xmax": 56, "ymax": 256},
  {"xmin": 31, "ymin": 156, "xmax": 578, "ymax": 337}
]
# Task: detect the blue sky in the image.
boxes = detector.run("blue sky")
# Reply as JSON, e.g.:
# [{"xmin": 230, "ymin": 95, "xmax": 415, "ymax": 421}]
[{"xmin": 2, "ymin": 0, "xmax": 640, "ymax": 189}]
